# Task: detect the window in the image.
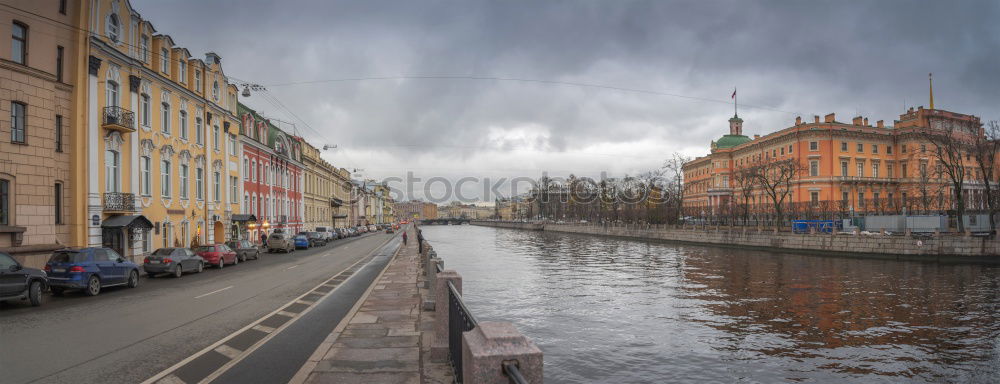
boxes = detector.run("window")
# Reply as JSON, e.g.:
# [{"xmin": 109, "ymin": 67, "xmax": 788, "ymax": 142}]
[
  {"xmin": 920, "ymin": 144, "xmax": 926, "ymax": 153},
  {"xmin": 919, "ymin": 162, "xmax": 928, "ymax": 178},
  {"xmin": 54, "ymin": 183, "xmax": 62, "ymax": 224},
  {"xmin": 161, "ymin": 160, "xmax": 171, "ymax": 197},
  {"xmin": 55, "ymin": 115, "xmax": 62, "ymax": 152},
  {"xmin": 810, "ymin": 161, "xmax": 818, "ymax": 176},
  {"xmin": 195, "ymin": 69, "xmax": 202, "ymax": 91},
  {"xmin": 213, "ymin": 125, "xmax": 220, "ymax": 150},
  {"xmin": 107, "ymin": 14, "xmax": 120, "ymax": 42},
  {"xmin": 887, "ymin": 163, "xmax": 894, "ymax": 178},
  {"xmin": 161, "ymin": 48, "xmax": 169, "ymax": 73},
  {"xmin": 140, "ymin": 35, "xmax": 149, "ymax": 62},
  {"xmin": 243, "ymin": 158, "xmax": 249, "ymax": 180},
  {"xmin": 12, "ymin": 22, "xmax": 27, "ymax": 65},
  {"xmin": 196, "ymin": 167, "xmax": 204, "ymax": 200},
  {"xmin": 179, "ymin": 61, "xmax": 187, "ymax": 83},
  {"xmin": 887, "ymin": 145, "xmax": 893, "ymax": 154},
  {"xmin": 230, "ymin": 176, "xmax": 238, "ymax": 202},
  {"xmin": 10, "ymin": 101, "xmax": 26, "ymax": 144},
  {"xmin": 229, "ymin": 135, "xmax": 238, "ymax": 154},
  {"xmin": 56, "ymin": 46, "xmax": 64, "ymax": 82},
  {"xmin": 841, "ymin": 161, "xmax": 848, "ymax": 177},
  {"xmin": 856, "ymin": 143, "xmax": 864, "ymax": 152},
  {"xmin": 858, "ymin": 191, "xmax": 865, "ymax": 206},
  {"xmin": 872, "ymin": 162, "xmax": 879, "ymax": 178},
  {"xmin": 810, "ymin": 191, "xmax": 819, "ymax": 204},
  {"xmin": 857, "ymin": 161, "xmax": 864, "ymax": 177},
  {"xmin": 780, "ymin": 147, "xmax": 785, "ymax": 155},
  {"xmin": 214, "ymin": 171, "xmax": 221, "ymax": 202},
  {"xmin": 872, "ymin": 144, "xmax": 879, "ymax": 154},
  {"xmin": 901, "ymin": 163, "xmax": 908, "ymax": 178},
  {"xmin": 141, "ymin": 156, "xmax": 151, "ymax": 196},
  {"xmin": 212, "ymin": 80, "xmax": 220, "ymax": 101},
  {"xmin": 902, "ymin": 145, "xmax": 907, "ymax": 154},
  {"xmin": 163, "ymin": 223, "xmax": 171, "ymax": 248},
  {"xmin": 251, "ymin": 160, "xmax": 256, "ymax": 182},
  {"xmin": 0, "ymin": 179, "xmax": 7, "ymax": 225},
  {"xmin": 141, "ymin": 94, "xmax": 150, "ymax": 126},
  {"xmin": 809, "ymin": 141, "xmax": 818, "ymax": 151},
  {"xmin": 161, "ymin": 102, "xmax": 170, "ymax": 134},
  {"xmin": 180, "ymin": 164, "xmax": 189, "ymax": 199},
  {"xmin": 195, "ymin": 117, "xmax": 204, "ymax": 145},
  {"xmin": 179, "ymin": 110, "xmax": 188, "ymax": 140},
  {"xmin": 841, "ymin": 141, "xmax": 848, "ymax": 151},
  {"xmin": 59, "ymin": 0, "xmax": 67, "ymax": 14},
  {"xmin": 788, "ymin": 145, "xmax": 793, "ymax": 154},
  {"xmin": 105, "ymin": 150, "xmax": 119, "ymax": 192},
  {"xmin": 842, "ymin": 191, "xmax": 849, "ymax": 203},
  {"xmin": 106, "ymin": 80, "xmax": 119, "ymax": 107},
  {"xmin": 873, "ymin": 192, "xmax": 880, "ymax": 202}
]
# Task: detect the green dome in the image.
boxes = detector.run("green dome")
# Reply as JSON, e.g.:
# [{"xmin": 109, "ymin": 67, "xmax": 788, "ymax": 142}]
[{"xmin": 714, "ymin": 134, "xmax": 752, "ymax": 149}]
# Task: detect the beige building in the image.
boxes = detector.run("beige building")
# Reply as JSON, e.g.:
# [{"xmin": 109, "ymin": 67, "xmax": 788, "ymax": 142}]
[
  {"xmin": 301, "ymin": 141, "xmax": 345, "ymax": 231},
  {"xmin": 0, "ymin": 1, "xmax": 79, "ymax": 267}
]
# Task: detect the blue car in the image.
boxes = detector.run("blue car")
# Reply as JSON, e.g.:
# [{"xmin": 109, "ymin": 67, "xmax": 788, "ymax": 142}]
[
  {"xmin": 44, "ymin": 248, "xmax": 140, "ymax": 296},
  {"xmin": 293, "ymin": 235, "xmax": 310, "ymax": 249}
]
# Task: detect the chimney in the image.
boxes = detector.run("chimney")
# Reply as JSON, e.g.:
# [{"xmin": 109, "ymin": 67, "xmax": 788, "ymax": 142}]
[
  {"xmin": 824, "ymin": 113, "xmax": 836, "ymax": 123},
  {"xmin": 852, "ymin": 116, "xmax": 864, "ymax": 126},
  {"xmin": 813, "ymin": 115, "xmax": 820, "ymax": 123},
  {"xmin": 877, "ymin": 120, "xmax": 884, "ymax": 128},
  {"xmin": 795, "ymin": 116, "xmax": 802, "ymax": 125},
  {"xmin": 863, "ymin": 117, "xmax": 869, "ymax": 126},
  {"xmin": 908, "ymin": 107, "xmax": 915, "ymax": 113}
]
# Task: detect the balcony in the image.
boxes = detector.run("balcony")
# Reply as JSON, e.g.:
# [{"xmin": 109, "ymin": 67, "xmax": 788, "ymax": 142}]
[
  {"xmin": 103, "ymin": 192, "xmax": 137, "ymax": 213},
  {"xmin": 102, "ymin": 106, "xmax": 136, "ymax": 133},
  {"xmin": 834, "ymin": 176, "xmax": 898, "ymax": 184}
]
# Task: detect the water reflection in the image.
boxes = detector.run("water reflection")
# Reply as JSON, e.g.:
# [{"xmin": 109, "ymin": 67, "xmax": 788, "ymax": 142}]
[{"xmin": 421, "ymin": 225, "xmax": 1000, "ymax": 383}]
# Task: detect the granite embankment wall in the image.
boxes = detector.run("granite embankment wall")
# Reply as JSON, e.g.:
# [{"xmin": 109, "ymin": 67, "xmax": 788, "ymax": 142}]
[{"xmin": 471, "ymin": 221, "xmax": 1000, "ymax": 261}]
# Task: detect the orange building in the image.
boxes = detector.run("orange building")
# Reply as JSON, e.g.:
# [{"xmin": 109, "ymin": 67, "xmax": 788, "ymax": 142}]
[{"xmin": 682, "ymin": 104, "xmax": 988, "ymax": 218}]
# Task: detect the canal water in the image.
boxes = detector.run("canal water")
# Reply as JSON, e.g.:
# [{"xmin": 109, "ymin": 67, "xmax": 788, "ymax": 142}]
[{"xmin": 420, "ymin": 225, "xmax": 1000, "ymax": 383}]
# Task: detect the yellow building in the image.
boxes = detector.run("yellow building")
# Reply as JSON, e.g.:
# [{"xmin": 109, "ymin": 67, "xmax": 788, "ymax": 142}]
[
  {"xmin": 73, "ymin": 0, "xmax": 241, "ymax": 261},
  {"xmin": 301, "ymin": 141, "xmax": 340, "ymax": 231}
]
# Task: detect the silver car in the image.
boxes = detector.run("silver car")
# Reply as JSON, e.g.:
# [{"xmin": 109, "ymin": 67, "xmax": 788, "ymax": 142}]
[
  {"xmin": 267, "ymin": 233, "xmax": 294, "ymax": 253},
  {"xmin": 143, "ymin": 248, "xmax": 205, "ymax": 278}
]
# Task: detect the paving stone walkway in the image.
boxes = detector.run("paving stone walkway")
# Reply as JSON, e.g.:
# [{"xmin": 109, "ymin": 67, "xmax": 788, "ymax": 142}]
[{"xmin": 292, "ymin": 226, "xmax": 453, "ymax": 384}]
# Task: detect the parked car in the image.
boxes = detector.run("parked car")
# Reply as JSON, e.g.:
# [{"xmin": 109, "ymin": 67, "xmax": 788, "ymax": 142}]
[
  {"xmin": 306, "ymin": 232, "xmax": 327, "ymax": 246},
  {"xmin": 144, "ymin": 248, "xmax": 204, "ymax": 278},
  {"xmin": 45, "ymin": 248, "xmax": 140, "ymax": 296},
  {"xmin": 368, "ymin": 225, "xmax": 377, "ymax": 232},
  {"xmin": 0, "ymin": 251, "xmax": 47, "ymax": 306},
  {"xmin": 194, "ymin": 244, "xmax": 238, "ymax": 268},
  {"xmin": 226, "ymin": 240, "xmax": 260, "ymax": 262},
  {"xmin": 293, "ymin": 235, "xmax": 310, "ymax": 249},
  {"xmin": 385, "ymin": 227, "xmax": 395, "ymax": 234},
  {"xmin": 267, "ymin": 232, "xmax": 295, "ymax": 253}
]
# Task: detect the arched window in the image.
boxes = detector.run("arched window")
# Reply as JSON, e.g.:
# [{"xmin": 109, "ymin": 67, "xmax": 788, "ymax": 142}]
[
  {"xmin": 105, "ymin": 150, "xmax": 119, "ymax": 192},
  {"xmin": 107, "ymin": 14, "xmax": 120, "ymax": 42},
  {"xmin": 212, "ymin": 80, "xmax": 219, "ymax": 101}
]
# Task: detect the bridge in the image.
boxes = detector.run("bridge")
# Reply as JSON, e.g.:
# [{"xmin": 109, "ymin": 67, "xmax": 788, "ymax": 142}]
[{"xmin": 418, "ymin": 218, "xmax": 472, "ymax": 225}]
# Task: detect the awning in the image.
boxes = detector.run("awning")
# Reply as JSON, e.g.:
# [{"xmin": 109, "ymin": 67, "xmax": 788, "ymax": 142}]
[
  {"xmin": 330, "ymin": 197, "xmax": 344, "ymax": 207},
  {"xmin": 333, "ymin": 214, "xmax": 348, "ymax": 219},
  {"xmin": 101, "ymin": 215, "xmax": 153, "ymax": 230},
  {"xmin": 231, "ymin": 214, "xmax": 257, "ymax": 222}
]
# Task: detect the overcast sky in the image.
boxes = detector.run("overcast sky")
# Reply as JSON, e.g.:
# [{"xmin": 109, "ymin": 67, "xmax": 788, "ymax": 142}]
[{"xmin": 133, "ymin": 0, "xmax": 1000, "ymax": 202}]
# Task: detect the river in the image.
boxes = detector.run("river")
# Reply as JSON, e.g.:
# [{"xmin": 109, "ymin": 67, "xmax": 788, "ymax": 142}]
[{"xmin": 420, "ymin": 224, "xmax": 1000, "ymax": 383}]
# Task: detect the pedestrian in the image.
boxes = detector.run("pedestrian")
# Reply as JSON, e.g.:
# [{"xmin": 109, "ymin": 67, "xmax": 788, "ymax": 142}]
[
  {"xmin": 402, "ymin": 231, "xmax": 408, "ymax": 245},
  {"xmin": 260, "ymin": 232, "xmax": 267, "ymax": 247},
  {"xmin": 417, "ymin": 229, "xmax": 423, "ymax": 253}
]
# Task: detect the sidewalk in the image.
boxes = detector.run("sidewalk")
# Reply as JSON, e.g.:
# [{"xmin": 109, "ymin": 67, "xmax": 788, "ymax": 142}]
[{"xmin": 291, "ymin": 227, "xmax": 453, "ymax": 384}]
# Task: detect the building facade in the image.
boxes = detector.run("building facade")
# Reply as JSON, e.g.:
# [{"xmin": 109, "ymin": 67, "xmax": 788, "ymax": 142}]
[
  {"xmin": 682, "ymin": 105, "xmax": 988, "ymax": 220},
  {"xmin": 238, "ymin": 103, "xmax": 304, "ymax": 242},
  {"xmin": 75, "ymin": 0, "xmax": 242, "ymax": 263},
  {"xmin": 396, "ymin": 200, "xmax": 438, "ymax": 220},
  {"xmin": 301, "ymin": 141, "xmax": 335, "ymax": 231},
  {"xmin": 0, "ymin": 0, "xmax": 78, "ymax": 267}
]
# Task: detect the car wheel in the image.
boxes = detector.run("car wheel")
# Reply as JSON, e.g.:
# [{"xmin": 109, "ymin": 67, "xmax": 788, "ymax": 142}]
[
  {"xmin": 255, "ymin": 251, "xmax": 260, "ymax": 260},
  {"xmin": 28, "ymin": 281, "xmax": 42, "ymax": 307},
  {"xmin": 217, "ymin": 259, "xmax": 224, "ymax": 269},
  {"xmin": 51, "ymin": 287, "xmax": 65, "ymax": 296},
  {"xmin": 196, "ymin": 262, "xmax": 204, "ymax": 273},
  {"xmin": 239, "ymin": 253, "xmax": 246, "ymax": 262},
  {"xmin": 85, "ymin": 276, "xmax": 101, "ymax": 296},
  {"xmin": 173, "ymin": 265, "xmax": 183, "ymax": 278},
  {"xmin": 127, "ymin": 270, "xmax": 139, "ymax": 288}
]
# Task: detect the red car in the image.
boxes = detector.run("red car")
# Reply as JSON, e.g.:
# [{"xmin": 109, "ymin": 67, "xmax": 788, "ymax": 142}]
[{"xmin": 194, "ymin": 244, "xmax": 238, "ymax": 269}]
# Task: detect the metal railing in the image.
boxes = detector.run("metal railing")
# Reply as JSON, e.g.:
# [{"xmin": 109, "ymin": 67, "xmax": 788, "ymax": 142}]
[
  {"xmin": 102, "ymin": 106, "xmax": 135, "ymax": 129},
  {"xmin": 103, "ymin": 192, "xmax": 136, "ymax": 212},
  {"xmin": 448, "ymin": 280, "xmax": 478, "ymax": 383},
  {"xmin": 502, "ymin": 361, "xmax": 529, "ymax": 384}
]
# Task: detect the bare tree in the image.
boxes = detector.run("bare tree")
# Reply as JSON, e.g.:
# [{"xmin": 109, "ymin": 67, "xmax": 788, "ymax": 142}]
[
  {"xmin": 920, "ymin": 118, "xmax": 977, "ymax": 232},
  {"xmin": 751, "ymin": 158, "xmax": 803, "ymax": 229},
  {"xmin": 662, "ymin": 152, "xmax": 691, "ymax": 223},
  {"xmin": 732, "ymin": 164, "xmax": 757, "ymax": 223},
  {"xmin": 971, "ymin": 120, "xmax": 1000, "ymax": 232}
]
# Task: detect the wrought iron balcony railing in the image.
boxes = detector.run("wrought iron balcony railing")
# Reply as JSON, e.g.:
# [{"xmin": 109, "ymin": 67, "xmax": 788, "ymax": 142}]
[
  {"xmin": 102, "ymin": 106, "xmax": 136, "ymax": 133},
  {"xmin": 103, "ymin": 192, "xmax": 136, "ymax": 212}
]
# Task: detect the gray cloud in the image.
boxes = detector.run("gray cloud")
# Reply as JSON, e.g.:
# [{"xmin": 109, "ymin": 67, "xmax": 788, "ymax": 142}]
[{"xmin": 133, "ymin": 0, "xmax": 1000, "ymax": 200}]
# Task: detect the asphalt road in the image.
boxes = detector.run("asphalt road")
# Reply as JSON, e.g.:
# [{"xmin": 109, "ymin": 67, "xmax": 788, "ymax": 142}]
[{"xmin": 0, "ymin": 232, "xmax": 394, "ymax": 384}]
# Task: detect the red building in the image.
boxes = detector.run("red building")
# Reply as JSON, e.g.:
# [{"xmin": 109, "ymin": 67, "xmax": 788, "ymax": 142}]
[{"xmin": 238, "ymin": 103, "xmax": 304, "ymax": 242}]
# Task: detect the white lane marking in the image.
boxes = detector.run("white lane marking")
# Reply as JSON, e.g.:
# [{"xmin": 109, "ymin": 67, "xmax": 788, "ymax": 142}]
[
  {"xmin": 194, "ymin": 285, "xmax": 233, "ymax": 299},
  {"xmin": 286, "ymin": 264, "xmax": 299, "ymax": 270}
]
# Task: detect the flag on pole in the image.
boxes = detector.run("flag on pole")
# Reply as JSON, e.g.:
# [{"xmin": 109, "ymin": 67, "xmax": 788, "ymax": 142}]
[{"xmin": 731, "ymin": 88, "xmax": 737, "ymax": 99}]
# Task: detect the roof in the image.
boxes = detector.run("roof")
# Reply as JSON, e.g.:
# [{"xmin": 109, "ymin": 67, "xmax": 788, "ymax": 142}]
[{"xmin": 714, "ymin": 134, "xmax": 752, "ymax": 149}]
